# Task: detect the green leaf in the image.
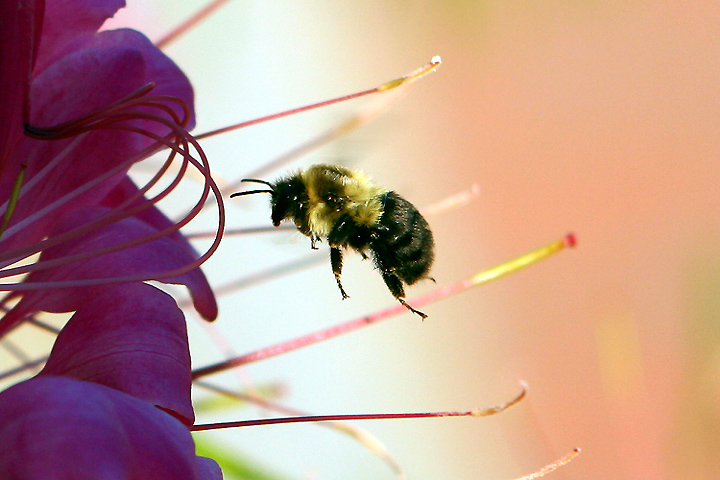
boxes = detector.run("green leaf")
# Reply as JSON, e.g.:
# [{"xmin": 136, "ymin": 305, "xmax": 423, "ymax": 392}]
[{"xmin": 194, "ymin": 435, "xmax": 294, "ymax": 480}]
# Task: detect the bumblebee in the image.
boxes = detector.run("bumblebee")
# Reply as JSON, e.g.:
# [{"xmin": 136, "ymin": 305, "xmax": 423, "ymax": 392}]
[{"xmin": 231, "ymin": 164, "xmax": 434, "ymax": 318}]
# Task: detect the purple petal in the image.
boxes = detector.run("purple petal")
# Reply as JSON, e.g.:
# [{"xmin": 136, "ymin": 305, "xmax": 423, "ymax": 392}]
[
  {"xmin": 0, "ymin": 0, "xmax": 43, "ymax": 167},
  {"xmin": 0, "ymin": 376, "xmax": 221, "ymax": 480},
  {"xmin": 41, "ymin": 283, "xmax": 194, "ymax": 424},
  {"xmin": 94, "ymin": 28, "xmax": 196, "ymax": 130},
  {"xmin": 30, "ymin": 38, "xmax": 146, "ymax": 126},
  {"xmin": 34, "ymin": 0, "xmax": 126, "ymax": 73},
  {"xmin": 30, "ymin": 28, "xmax": 194, "ymax": 129}
]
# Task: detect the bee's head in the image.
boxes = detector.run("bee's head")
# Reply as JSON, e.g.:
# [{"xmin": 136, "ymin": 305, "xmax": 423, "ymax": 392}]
[
  {"xmin": 230, "ymin": 176, "xmax": 308, "ymax": 228},
  {"xmin": 269, "ymin": 177, "xmax": 308, "ymax": 227}
]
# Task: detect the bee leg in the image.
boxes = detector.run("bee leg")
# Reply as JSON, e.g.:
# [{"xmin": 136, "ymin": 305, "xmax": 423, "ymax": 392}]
[
  {"xmin": 380, "ymin": 269, "xmax": 427, "ymax": 319},
  {"xmin": 310, "ymin": 235, "xmax": 320, "ymax": 250},
  {"xmin": 398, "ymin": 298, "xmax": 427, "ymax": 320},
  {"xmin": 328, "ymin": 215, "xmax": 353, "ymax": 245},
  {"xmin": 330, "ymin": 246, "xmax": 349, "ymax": 299}
]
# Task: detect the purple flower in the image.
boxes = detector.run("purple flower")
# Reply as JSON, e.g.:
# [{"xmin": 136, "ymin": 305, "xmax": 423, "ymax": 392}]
[
  {"xmin": 0, "ymin": 0, "xmax": 223, "ymax": 477},
  {"xmin": 41, "ymin": 282, "xmax": 195, "ymax": 424},
  {"xmin": 0, "ymin": 0, "xmax": 220, "ymax": 337}
]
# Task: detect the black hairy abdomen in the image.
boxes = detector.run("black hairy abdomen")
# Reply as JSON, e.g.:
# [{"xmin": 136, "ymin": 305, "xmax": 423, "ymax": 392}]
[{"xmin": 371, "ymin": 191, "xmax": 434, "ymax": 284}]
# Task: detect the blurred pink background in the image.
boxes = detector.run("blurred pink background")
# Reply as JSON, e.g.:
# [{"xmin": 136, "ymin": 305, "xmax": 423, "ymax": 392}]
[{"xmin": 112, "ymin": 1, "xmax": 720, "ymax": 479}]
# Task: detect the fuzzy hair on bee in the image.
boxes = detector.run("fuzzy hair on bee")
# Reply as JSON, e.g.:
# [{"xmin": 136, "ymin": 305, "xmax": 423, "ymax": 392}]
[{"xmin": 231, "ymin": 164, "xmax": 435, "ymax": 318}]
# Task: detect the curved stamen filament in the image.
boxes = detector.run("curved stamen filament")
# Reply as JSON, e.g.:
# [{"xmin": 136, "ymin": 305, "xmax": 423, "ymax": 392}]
[
  {"xmin": 0, "ymin": 128, "xmax": 185, "ymax": 250},
  {"xmin": 3, "ymin": 106, "xmax": 218, "ymax": 270},
  {"xmin": 7, "ymin": 87, "xmax": 192, "ymax": 243},
  {"xmin": 2, "ymin": 130, "xmax": 189, "ymax": 256},
  {"xmin": 24, "ymin": 84, "xmax": 190, "ymax": 137},
  {"xmin": 0, "ymin": 149, "xmax": 220, "ymax": 287},
  {"xmin": 0, "ymin": 86, "xmax": 224, "ymax": 333}
]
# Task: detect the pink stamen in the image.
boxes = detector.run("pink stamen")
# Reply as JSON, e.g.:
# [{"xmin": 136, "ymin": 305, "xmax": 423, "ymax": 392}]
[
  {"xmin": 190, "ymin": 383, "xmax": 525, "ymax": 431},
  {"xmin": 195, "ymin": 88, "xmax": 382, "ymax": 141},
  {"xmin": 154, "ymin": 0, "xmax": 233, "ymax": 49},
  {"xmin": 192, "ymin": 234, "xmax": 574, "ymax": 378},
  {"xmin": 565, "ymin": 232, "xmax": 577, "ymax": 248},
  {"xmin": 195, "ymin": 379, "xmax": 404, "ymax": 477},
  {"xmin": 195, "ymin": 57, "xmax": 441, "ymax": 141},
  {"xmin": 222, "ymin": 89, "xmax": 414, "ymax": 194}
]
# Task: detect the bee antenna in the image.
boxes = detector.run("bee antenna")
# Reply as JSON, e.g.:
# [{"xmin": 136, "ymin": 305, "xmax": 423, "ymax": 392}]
[
  {"xmin": 230, "ymin": 189, "xmax": 274, "ymax": 198},
  {"xmin": 240, "ymin": 178, "xmax": 273, "ymax": 187},
  {"xmin": 230, "ymin": 178, "xmax": 275, "ymax": 197}
]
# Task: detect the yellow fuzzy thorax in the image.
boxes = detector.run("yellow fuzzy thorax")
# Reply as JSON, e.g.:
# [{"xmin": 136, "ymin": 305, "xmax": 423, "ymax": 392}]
[{"xmin": 301, "ymin": 164, "xmax": 385, "ymax": 238}]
